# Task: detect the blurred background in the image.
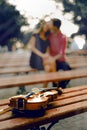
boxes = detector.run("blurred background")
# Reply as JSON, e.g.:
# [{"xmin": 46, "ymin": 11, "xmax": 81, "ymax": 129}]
[
  {"xmin": 0, "ymin": 0, "xmax": 87, "ymax": 52},
  {"xmin": 0, "ymin": 2, "xmax": 87, "ymax": 129}
]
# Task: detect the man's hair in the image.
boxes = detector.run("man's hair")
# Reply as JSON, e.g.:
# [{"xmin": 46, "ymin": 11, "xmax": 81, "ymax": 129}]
[{"xmin": 52, "ymin": 18, "xmax": 61, "ymax": 29}]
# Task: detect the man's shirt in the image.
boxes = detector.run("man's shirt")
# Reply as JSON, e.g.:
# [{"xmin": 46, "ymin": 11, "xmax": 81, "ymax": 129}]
[{"xmin": 49, "ymin": 31, "xmax": 67, "ymax": 62}]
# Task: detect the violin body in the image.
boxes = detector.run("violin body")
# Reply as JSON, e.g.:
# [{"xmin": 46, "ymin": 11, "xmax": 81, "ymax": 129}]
[
  {"xmin": 9, "ymin": 95, "xmax": 48, "ymax": 111},
  {"xmin": 9, "ymin": 89, "xmax": 58, "ymax": 111}
]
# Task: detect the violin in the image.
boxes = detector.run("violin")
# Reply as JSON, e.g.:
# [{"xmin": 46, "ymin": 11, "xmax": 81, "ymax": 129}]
[
  {"xmin": 9, "ymin": 88, "xmax": 58, "ymax": 110},
  {"xmin": 0, "ymin": 87, "xmax": 63, "ymax": 116}
]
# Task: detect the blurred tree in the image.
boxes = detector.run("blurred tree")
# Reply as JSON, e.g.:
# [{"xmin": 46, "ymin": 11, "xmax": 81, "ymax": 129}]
[
  {"xmin": 0, "ymin": 0, "xmax": 28, "ymax": 50},
  {"xmin": 55, "ymin": 0, "xmax": 87, "ymax": 39}
]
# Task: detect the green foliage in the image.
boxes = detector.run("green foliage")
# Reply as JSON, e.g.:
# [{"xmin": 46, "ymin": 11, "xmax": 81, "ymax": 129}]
[
  {"xmin": 0, "ymin": 0, "xmax": 28, "ymax": 47},
  {"xmin": 55, "ymin": 0, "xmax": 87, "ymax": 38}
]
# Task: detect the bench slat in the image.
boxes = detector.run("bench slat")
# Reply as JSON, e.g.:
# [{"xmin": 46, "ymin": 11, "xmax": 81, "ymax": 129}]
[
  {"xmin": 0, "ymin": 69, "xmax": 87, "ymax": 89},
  {"xmin": 70, "ymin": 63, "xmax": 87, "ymax": 68},
  {"xmin": 0, "ymin": 67, "xmax": 36, "ymax": 74},
  {"xmin": 0, "ymin": 85, "xmax": 87, "ymax": 106},
  {"xmin": 57, "ymin": 88, "xmax": 87, "ymax": 100},
  {"xmin": 48, "ymin": 94, "xmax": 87, "ymax": 109}
]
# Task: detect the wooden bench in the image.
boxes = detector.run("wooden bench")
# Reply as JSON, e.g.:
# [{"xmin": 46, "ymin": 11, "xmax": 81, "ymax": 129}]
[
  {"xmin": 0, "ymin": 62, "xmax": 87, "ymax": 75},
  {"xmin": 0, "ymin": 85, "xmax": 87, "ymax": 130},
  {"xmin": 0, "ymin": 69, "xmax": 87, "ymax": 89},
  {"xmin": 66, "ymin": 50, "xmax": 87, "ymax": 56},
  {"xmin": 72, "ymin": 50, "xmax": 87, "ymax": 55},
  {"xmin": 0, "ymin": 67, "xmax": 36, "ymax": 75},
  {"xmin": 69, "ymin": 62, "xmax": 87, "ymax": 69},
  {"xmin": 66, "ymin": 56, "xmax": 87, "ymax": 63},
  {"xmin": 0, "ymin": 52, "xmax": 35, "ymax": 74},
  {"xmin": 66, "ymin": 55, "xmax": 87, "ymax": 68},
  {"xmin": 0, "ymin": 61, "xmax": 29, "ymax": 68},
  {"xmin": 0, "ymin": 56, "xmax": 87, "ymax": 67},
  {"xmin": 1, "ymin": 52, "xmax": 87, "ymax": 73},
  {"xmin": 0, "ymin": 52, "xmax": 29, "ymax": 68},
  {"xmin": 0, "ymin": 52, "xmax": 87, "ymax": 69}
]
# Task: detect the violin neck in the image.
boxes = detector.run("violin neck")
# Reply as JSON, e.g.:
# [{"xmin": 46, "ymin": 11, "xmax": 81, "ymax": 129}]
[
  {"xmin": 0, "ymin": 107, "xmax": 12, "ymax": 115},
  {"xmin": 40, "ymin": 87, "xmax": 58, "ymax": 92},
  {"xmin": 25, "ymin": 92, "xmax": 35, "ymax": 98}
]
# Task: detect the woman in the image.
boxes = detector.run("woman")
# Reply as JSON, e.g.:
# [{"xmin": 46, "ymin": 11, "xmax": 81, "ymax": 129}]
[
  {"xmin": 27, "ymin": 20, "xmax": 56, "ymax": 88},
  {"xmin": 27, "ymin": 20, "xmax": 50, "ymax": 71}
]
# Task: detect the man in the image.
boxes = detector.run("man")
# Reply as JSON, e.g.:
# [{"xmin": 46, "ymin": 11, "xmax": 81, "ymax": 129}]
[{"xmin": 48, "ymin": 18, "xmax": 71, "ymax": 89}]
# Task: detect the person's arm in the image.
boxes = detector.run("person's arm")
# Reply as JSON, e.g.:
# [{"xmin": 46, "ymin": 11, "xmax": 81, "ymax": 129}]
[
  {"xmin": 27, "ymin": 36, "xmax": 47, "ymax": 58},
  {"xmin": 53, "ymin": 53, "xmax": 62, "ymax": 61}
]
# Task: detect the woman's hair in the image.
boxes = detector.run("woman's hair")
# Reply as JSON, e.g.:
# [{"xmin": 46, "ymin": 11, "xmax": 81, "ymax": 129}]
[
  {"xmin": 51, "ymin": 18, "xmax": 61, "ymax": 29},
  {"xmin": 33, "ymin": 20, "xmax": 46, "ymax": 34}
]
